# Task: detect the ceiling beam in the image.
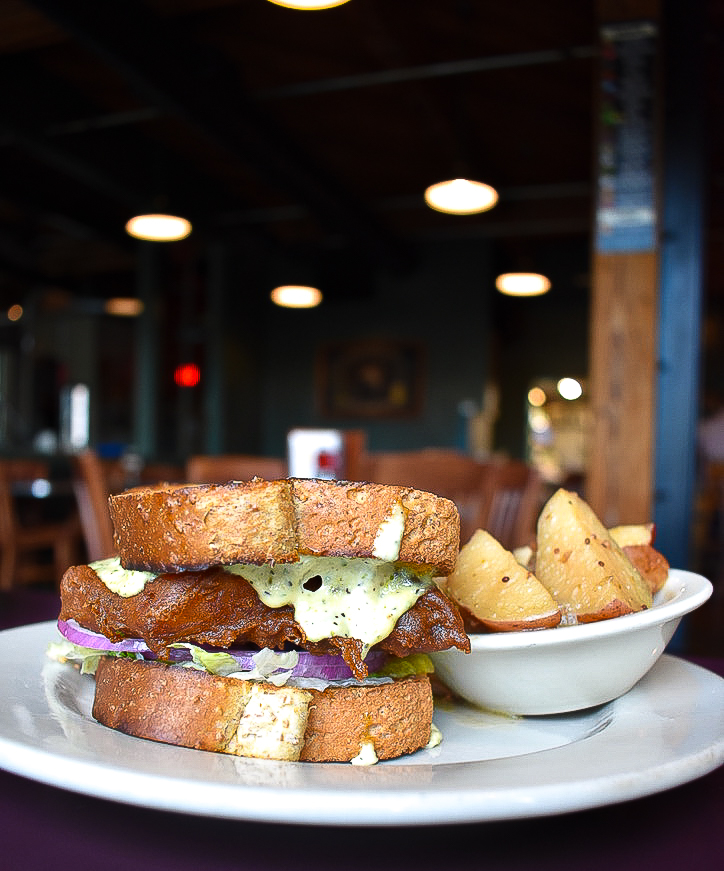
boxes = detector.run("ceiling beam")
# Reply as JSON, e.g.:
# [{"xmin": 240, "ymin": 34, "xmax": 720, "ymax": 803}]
[
  {"xmin": 257, "ymin": 46, "xmax": 599, "ymax": 100},
  {"xmin": 27, "ymin": 0, "xmax": 408, "ymax": 268},
  {"xmin": 0, "ymin": 118, "xmax": 142, "ymax": 209}
]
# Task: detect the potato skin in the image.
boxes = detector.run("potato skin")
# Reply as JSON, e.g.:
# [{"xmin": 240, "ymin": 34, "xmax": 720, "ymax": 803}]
[{"xmin": 622, "ymin": 544, "xmax": 669, "ymax": 594}]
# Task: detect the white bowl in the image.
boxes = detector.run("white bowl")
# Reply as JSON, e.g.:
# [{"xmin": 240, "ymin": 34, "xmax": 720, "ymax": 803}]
[{"xmin": 430, "ymin": 569, "xmax": 713, "ymax": 715}]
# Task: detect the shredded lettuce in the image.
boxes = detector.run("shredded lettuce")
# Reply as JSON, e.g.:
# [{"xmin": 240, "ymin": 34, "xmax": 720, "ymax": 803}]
[
  {"xmin": 46, "ymin": 639, "xmax": 107, "ymax": 675},
  {"xmin": 170, "ymin": 643, "xmax": 299, "ymax": 686}
]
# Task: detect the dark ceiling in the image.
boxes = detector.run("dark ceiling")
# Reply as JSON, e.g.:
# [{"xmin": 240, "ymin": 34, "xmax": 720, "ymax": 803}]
[
  {"xmin": 0, "ymin": 1, "xmax": 719, "ymax": 311},
  {"xmin": 0, "ymin": 0, "xmax": 602, "ymax": 303}
]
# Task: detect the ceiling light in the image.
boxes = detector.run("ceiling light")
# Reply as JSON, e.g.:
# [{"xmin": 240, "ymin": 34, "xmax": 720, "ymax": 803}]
[
  {"xmin": 266, "ymin": 1, "xmax": 351, "ymax": 9},
  {"xmin": 125, "ymin": 213, "xmax": 192, "ymax": 241},
  {"xmin": 424, "ymin": 178, "xmax": 498, "ymax": 215},
  {"xmin": 271, "ymin": 285, "xmax": 323, "ymax": 308},
  {"xmin": 528, "ymin": 408, "xmax": 551, "ymax": 434},
  {"xmin": 495, "ymin": 272, "xmax": 551, "ymax": 296},
  {"xmin": 557, "ymin": 377, "xmax": 583, "ymax": 401},
  {"xmin": 105, "ymin": 297, "xmax": 145, "ymax": 317},
  {"xmin": 527, "ymin": 386, "xmax": 547, "ymax": 407}
]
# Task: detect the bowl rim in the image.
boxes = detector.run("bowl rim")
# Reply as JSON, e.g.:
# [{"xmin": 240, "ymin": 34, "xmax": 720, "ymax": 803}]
[{"xmin": 461, "ymin": 568, "xmax": 712, "ymax": 652}]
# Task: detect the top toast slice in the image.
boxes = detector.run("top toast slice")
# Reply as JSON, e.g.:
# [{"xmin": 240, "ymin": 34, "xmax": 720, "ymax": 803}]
[{"xmin": 109, "ymin": 477, "xmax": 460, "ymax": 575}]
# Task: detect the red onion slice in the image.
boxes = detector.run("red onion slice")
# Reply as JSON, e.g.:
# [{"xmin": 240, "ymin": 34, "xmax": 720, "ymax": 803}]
[
  {"xmin": 57, "ymin": 619, "xmax": 388, "ymax": 679},
  {"xmin": 59, "ymin": 619, "xmax": 153, "ymax": 655}
]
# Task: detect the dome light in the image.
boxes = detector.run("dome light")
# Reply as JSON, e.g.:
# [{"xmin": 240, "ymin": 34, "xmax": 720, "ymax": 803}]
[
  {"xmin": 495, "ymin": 273, "xmax": 551, "ymax": 297},
  {"xmin": 267, "ymin": 1, "xmax": 351, "ymax": 9},
  {"xmin": 271, "ymin": 285, "xmax": 323, "ymax": 309},
  {"xmin": 527, "ymin": 386, "xmax": 547, "ymax": 407},
  {"xmin": 125, "ymin": 213, "xmax": 192, "ymax": 241},
  {"xmin": 424, "ymin": 178, "xmax": 498, "ymax": 215},
  {"xmin": 105, "ymin": 297, "xmax": 144, "ymax": 317},
  {"xmin": 557, "ymin": 377, "xmax": 583, "ymax": 401}
]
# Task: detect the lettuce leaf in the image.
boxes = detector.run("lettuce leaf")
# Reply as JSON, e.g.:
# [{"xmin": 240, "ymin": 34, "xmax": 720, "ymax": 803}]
[
  {"xmin": 370, "ymin": 653, "xmax": 434, "ymax": 679},
  {"xmin": 170, "ymin": 643, "xmax": 299, "ymax": 686},
  {"xmin": 46, "ymin": 639, "xmax": 106, "ymax": 675}
]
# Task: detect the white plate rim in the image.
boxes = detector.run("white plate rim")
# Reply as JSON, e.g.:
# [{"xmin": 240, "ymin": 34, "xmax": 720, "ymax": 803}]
[{"xmin": 0, "ymin": 620, "xmax": 722, "ymax": 827}]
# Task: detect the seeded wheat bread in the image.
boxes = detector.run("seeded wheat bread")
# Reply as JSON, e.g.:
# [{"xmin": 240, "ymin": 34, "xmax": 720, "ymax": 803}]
[
  {"xmin": 109, "ymin": 478, "xmax": 460, "ymax": 575},
  {"xmin": 93, "ymin": 656, "xmax": 433, "ymax": 763}
]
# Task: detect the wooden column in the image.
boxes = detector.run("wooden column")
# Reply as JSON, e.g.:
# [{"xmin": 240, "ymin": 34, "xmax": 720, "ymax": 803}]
[
  {"xmin": 587, "ymin": 251, "xmax": 658, "ymax": 525},
  {"xmin": 587, "ymin": 4, "xmax": 660, "ymax": 525}
]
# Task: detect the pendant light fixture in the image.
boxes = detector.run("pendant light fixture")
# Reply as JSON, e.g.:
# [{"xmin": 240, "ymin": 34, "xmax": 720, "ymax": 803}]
[
  {"xmin": 104, "ymin": 297, "xmax": 145, "ymax": 317},
  {"xmin": 271, "ymin": 285, "xmax": 323, "ymax": 308},
  {"xmin": 266, "ymin": 1, "xmax": 351, "ymax": 9},
  {"xmin": 495, "ymin": 272, "xmax": 551, "ymax": 297},
  {"xmin": 125, "ymin": 212, "xmax": 192, "ymax": 242},
  {"xmin": 424, "ymin": 81, "xmax": 499, "ymax": 216},
  {"xmin": 424, "ymin": 178, "xmax": 498, "ymax": 215}
]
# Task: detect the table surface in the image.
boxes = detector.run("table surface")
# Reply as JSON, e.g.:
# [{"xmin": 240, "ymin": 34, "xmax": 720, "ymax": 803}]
[{"xmin": 1, "ymin": 589, "xmax": 722, "ymax": 871}]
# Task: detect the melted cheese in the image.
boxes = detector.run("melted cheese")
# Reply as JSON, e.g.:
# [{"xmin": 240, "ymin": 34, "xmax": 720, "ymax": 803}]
[
  {"xmin": 350, "ymin": 740, "xmax": 379, "ymax": 766},
  {"xmin": 426, "ymin": 723, "xmax": 442, "ymax": 749},
  {"xmin": 226, "ymin": 556, "xmax": 432, "ymax": 649},
  {"xmin": 372, "ymin": 501, "xmax": 406, "ymax": 561},
  {"xmin": 90, "ymin": 556, "xmax": 156, "ymax": 597}
]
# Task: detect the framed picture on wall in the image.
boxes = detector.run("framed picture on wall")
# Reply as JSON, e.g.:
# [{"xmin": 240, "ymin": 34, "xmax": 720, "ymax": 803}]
[{"xmin": 317, "ymin": 339, "xmax": 425, "ymax": 419}]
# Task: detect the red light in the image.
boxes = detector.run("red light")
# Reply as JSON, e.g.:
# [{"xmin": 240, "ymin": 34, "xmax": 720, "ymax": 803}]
[{"xmin": 174, "ymin": 363, "xmax": 201, "ymax": 388}]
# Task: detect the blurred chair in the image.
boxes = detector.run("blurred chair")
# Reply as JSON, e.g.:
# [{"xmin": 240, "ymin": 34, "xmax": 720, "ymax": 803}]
[
  {"xmin": 139, "ymin": 460, "xmax": 184, "ymax": 486},
  {"xmin": 72, "ymin": 449, "xmax": 117, "ymax": 562},
  {"xmin": 341, "ymin": 429, "xmax": 369, "ymax": 481},
  {"xmin": 0, "ymin": 458, "xmax": 82, "ymax": 591},
  {"xmin": 477, "ymin": 459, "xmax": 543, "ymax": 551},
  {"xmin": 356, "ymin": 448, "xmax": 491, "ymax": 544},
  {"xmin": 186, "ymin": 454, "xmax": 287, "ymax": 484}
]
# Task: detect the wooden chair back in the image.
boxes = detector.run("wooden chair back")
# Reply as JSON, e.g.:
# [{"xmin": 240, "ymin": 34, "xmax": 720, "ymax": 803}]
[
  {"xmin": 186, "ymin": 454, "xmax": 288, "ymax": 484},
  {"xmin": 72, "ymin": 449, "xmax": 117, "ymax": 562},
  {"xmin": 356, "ymin": 448, "xmax": 491, "ymax": 545},
  {"xmin": 0, "ymin": 458, "xmax": 82, "ymax": 590},
  {"xmin": 477, "ymin": 459, "xmax": 543, "ymax": 550}
]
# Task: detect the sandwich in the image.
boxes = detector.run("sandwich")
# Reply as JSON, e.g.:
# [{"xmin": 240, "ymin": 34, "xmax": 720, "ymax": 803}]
[{"xmin": 50, "ymin": 477, "xmax": 470, "ymax": 764}]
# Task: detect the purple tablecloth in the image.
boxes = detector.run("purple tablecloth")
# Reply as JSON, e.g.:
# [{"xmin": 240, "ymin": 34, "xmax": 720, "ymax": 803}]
[{"xmin": 1, "ymin": 590, "xmax": 722, "ymax": 871}]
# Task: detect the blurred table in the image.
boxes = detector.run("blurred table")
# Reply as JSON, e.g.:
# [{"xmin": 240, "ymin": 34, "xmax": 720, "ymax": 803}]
[{"xmin": 0, "ymin": 590, "xmax": 722, "ymax": 871}]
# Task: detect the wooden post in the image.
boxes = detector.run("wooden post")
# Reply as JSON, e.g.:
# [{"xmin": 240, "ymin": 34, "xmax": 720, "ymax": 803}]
[
  {"xmin": 587, "ymin": 6, "xmax": 660, "ymax": 525},
  {"xmin": 587, "ymin": 251, "xmax": 658, "ymax": 524}
]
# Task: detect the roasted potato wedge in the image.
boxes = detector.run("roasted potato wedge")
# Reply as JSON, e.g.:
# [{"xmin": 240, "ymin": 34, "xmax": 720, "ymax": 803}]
[
  {"xmin": 446, "ymin": 529, "xmax": 561, "ymax": 631},
  {"xmin": 619, "ymin": 544, "xmax": 669, "ymax": 594},
  {"xmin": 607, "ymin": 523, "xmax": 668, "ymax": 593},
  {"xmin": 512, "ymin": 544, "xmax": 535, "ymax": 571},
  {"xmin": 535, "ymin": 489, "xmax": 653, "ymax": 623},
  {"xmin": 608, "ymin": 523, "xmax": 656, "ymax": 548}
]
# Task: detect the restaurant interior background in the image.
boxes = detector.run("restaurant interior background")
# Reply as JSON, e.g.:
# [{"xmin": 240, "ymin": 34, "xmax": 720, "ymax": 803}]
[{"xmin": 0, "ymin": 1, "xmax": 721, "ymax": 650}]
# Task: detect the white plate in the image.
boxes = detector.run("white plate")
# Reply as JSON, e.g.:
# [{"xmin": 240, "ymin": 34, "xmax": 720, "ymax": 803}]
[
  {"xmin": 431, "ymin": 569, "xmax": 713, "ymax": 714},
  {"xmin": 0, "ymin": 621, "xmax": 722, "ymax": 826}
]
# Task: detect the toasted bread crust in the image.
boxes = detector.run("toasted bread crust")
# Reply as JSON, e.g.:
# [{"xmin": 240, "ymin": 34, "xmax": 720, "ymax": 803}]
[
  {"xmin": 109, "ymin": 479, "xmax": 299, "ymax": 570},
  {"xmin": 93, "ymin": 656, "xmax": 433, "ymax": 763},
  {"xmin": 109, "ymin": 478, "xmax": 460, "ymax": 575}
]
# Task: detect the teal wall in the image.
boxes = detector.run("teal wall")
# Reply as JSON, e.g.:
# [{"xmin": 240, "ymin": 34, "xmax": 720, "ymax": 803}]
[{"xmin": 256, "ymin": 239, "xmax": 494, "ymax": 457}]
